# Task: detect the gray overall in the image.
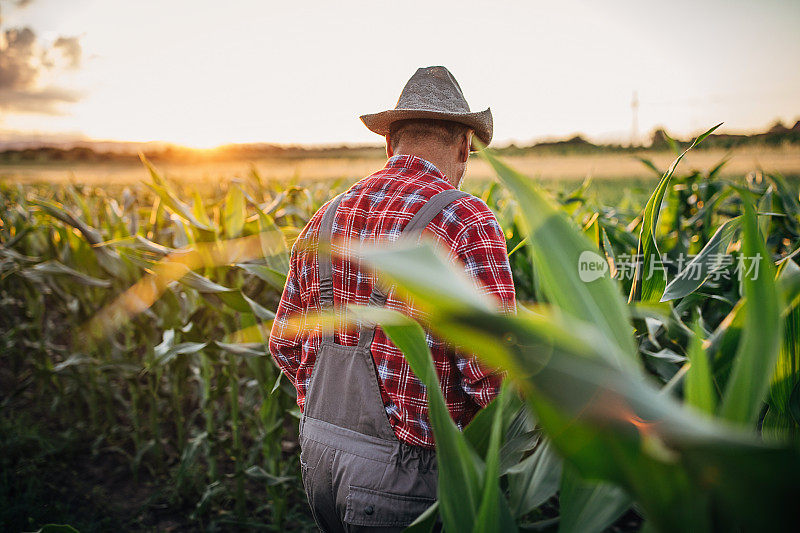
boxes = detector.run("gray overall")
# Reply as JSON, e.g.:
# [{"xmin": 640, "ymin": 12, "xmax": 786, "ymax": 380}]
[{"xmin": 298, "ymin": 189, "xmax": 469, "ymax": 532}]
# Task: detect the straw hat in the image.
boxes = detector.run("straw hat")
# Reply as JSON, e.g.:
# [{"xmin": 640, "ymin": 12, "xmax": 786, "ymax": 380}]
[{"xmin": 360, "ymin": 66, "xmax": 493, "ymax": 149}]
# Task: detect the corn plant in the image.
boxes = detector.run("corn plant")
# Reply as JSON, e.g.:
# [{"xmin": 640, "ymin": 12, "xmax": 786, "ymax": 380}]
[{"xmin": 0, "ymin": 165, "xmax": 342, "ymax": 530}]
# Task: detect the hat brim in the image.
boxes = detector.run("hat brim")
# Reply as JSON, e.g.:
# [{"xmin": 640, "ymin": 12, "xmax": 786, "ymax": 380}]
[{"xmin": 360, "ymin": 107, "xmax": 493, "ymax": 151}]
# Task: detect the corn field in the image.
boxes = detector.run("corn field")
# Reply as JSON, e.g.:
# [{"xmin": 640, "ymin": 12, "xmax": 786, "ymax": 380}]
[{"xmin": 2, "ymin": 128, "xmax": 800, "ymax": 532}]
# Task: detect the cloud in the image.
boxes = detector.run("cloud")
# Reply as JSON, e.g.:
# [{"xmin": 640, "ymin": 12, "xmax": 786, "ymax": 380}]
[
  {"xmin": 0, "ymin": 86, "xmax": 81, "ymax": 114},
  {"xmin": 0, "ymin": 18, "xmax": 84, "ymax": 114},
  {"xmin": 0, "ymin": 27, "xmax": 39, "ymax": 91},
  {"xmin": 53, "ymin": 36, "xmax": 81, "ymax": 69}
]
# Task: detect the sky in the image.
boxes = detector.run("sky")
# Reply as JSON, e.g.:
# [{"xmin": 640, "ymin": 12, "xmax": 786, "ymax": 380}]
[{"xmin": 0, "ymin": 0, "xmax": 798, "ymax": 148}]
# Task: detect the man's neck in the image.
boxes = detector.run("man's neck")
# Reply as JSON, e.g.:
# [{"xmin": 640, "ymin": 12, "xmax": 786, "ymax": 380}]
[{"xmin": 392, "ymin": 149, "xmax": 460, "ymax": 188}]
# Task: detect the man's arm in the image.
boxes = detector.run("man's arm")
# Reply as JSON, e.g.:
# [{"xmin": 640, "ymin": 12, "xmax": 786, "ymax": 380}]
[
  {"xmin": 450, "ymin": 210, "xmax": 516, "ymax": 406},
  {"xmin": 268, "ymin": 248, "xmax": 305, "ymax": 387}
]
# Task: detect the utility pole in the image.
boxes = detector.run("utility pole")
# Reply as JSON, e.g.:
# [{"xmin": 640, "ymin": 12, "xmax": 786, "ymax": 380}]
[{"xmin": 631, "ymin": 90, "xmax": 639, "ymax": 147}]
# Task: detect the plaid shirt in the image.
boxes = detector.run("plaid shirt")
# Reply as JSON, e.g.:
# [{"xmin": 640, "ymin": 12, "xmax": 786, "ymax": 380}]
[{"xmin": 268, "ymin": 155, "xmax": 516, "ymax": 448}]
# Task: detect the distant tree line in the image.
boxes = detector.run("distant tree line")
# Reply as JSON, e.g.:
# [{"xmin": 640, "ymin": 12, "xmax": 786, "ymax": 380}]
[
  {"xmin": 498, "ymin": 120, "xmax": 800, "ymax": 156},
  {"xmin": 1, "ymin": 120, "xmax": 798, "ymax": 164}
]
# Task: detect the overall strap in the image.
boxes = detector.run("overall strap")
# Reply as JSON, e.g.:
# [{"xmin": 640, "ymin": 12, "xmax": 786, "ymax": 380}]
[
  {"xmin": 356, "ymin": 189, "xmax": 470, "ymax": 349},
  {"xmin": 318, "ymin": 194, "xmax": 345, "ymax": 343}
]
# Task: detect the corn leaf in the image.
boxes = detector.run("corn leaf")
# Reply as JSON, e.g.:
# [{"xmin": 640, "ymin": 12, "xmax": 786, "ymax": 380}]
[
  {"xmin": 770, "ymin": 261, "xmax": 800, "ymax": 421},
  {"xmin": 463, "ymin": 389, "xmax": 525, "ymax": 458},
  {"xmin": 403, "ymin": 501, "xmax": 439, "ymax": 533},
  {"xmin": 661, "ymin": 217, "xmax": 742, "ymax": 302},
  {"xmin": 237, "ymin": 263, "xmax": 288, "ymax": 292},
  {"xmin": 31, "ymin": 199, "xmax": 125, "ymax": 277},
  {"xmin": 630, "ymin": 123, "xmax": 722, "ymax": 303},
  {"xmin": 146, "ymin": 181, "xmax": 214, "ymax": 232},
  {"xmin": 224, "ymin": 185, "xmax": 246, "ymax": 238},
  {"xmin": 506, "ymin": 439, "xmax": 562, "ymax": 518},
  {"xmin": 20, "ymin": 260, "xmax": 111, "ymax": 287},
  {"xmin": 558, "ymin": 466, "xmax": 631, "ymax": 533},
  {"xmin": 474, "ymin": 384, "xmax": 518, "ymax": 533},
  {"xmin": 215, "ymin": 341, "xmax": 267, "ymax": 358},
  {"xmin": 719, "ymin": 194, "xmax": 781, "ymax": 425},
  {"xmin": 357, "ymin": 307, "xmax": 483, "ymax": 532},
  {"xmin": 686, "ymin": 322, "xmax": 715, "ymax": 415},
  {"xmin": 478, "ymin": 147, "xmax": 636, "ymax": 367}
]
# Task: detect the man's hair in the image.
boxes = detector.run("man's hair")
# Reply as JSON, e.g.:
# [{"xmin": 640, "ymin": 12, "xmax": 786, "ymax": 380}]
[{"xmin": 388, "ymin": 119, "xmax": 471, "ymax": 151}]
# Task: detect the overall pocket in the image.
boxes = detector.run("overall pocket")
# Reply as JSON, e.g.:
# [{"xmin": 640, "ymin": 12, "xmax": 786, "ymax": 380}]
[{"xmin": 344, "ymin": 485, "xmax": 435, "ymax": 528}]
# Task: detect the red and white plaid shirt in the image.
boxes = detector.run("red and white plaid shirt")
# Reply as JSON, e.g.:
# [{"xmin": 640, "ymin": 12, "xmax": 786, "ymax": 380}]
[{"xmin": 268, "ymin": 154, "xmax": 516, "ymax": 448}]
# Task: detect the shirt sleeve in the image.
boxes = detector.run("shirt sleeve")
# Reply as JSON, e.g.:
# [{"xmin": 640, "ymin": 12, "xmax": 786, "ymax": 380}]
[
  {"xmin": 268, "ymin": 246, "xmax": 304, "ymax": 387},
  {"xmin": 450, "ymin": 211, "xmax": 516, "ymax": 407}
]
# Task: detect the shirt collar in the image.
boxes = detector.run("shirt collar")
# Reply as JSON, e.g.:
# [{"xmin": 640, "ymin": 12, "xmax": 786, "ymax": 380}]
[{"xmin": 384, "ymin": 154, "xmax": 454, "ymax": 189}]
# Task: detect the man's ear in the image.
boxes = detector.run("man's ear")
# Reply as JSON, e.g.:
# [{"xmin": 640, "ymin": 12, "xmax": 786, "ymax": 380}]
[
  {"xmin": 459, "ymin": 132, "xmax": 472, "ymax": 162},
  {"xmin": 386, "ymin": 134, "xmax": 394, "ymax": 157}
]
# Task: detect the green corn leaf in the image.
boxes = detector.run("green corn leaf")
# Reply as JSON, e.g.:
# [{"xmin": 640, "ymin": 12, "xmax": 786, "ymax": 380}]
[
  {"xmin": 31, "ymin": 199, "xmax": 105, "ymax": 245},
  {"xmin": 635, "ymin": 157, "xmax": 663, "ymax": 178},
  {"xmin": 757, "ymin": 187, "xmax": 773, "ymax": 239},
  {"xmin": 20, "ymin": 260, "xmax": 111, "ymax": 287},
  {"xmin": 762, "ymin": 406, "xmax": 797, "ymax": 442},
  {"xmin": 52, "ymin": 353, "xmax": 96, "ymax": 373},
  {"xmin": 507, "ymin": 236, "xmax": 529, "ymax": 258},
  {"xmin": 506, "ymin": 438, "xmax": 562, "ymax": 518},
  {"xmin": 474, "ymin": 383, "xmax": 518, "ymax": 533},
  {"xmin": 558, "ymin": 466, "xmax": 631, "ymax": 533},
  {"xmin": 478, "ymin": 147, "xmax": 636, "ymax": 367},
  {"xmin": 354, "ymin": 306, "xmax": 483, "ymax": 532},
  {"xmin": 176, "ymin": 269, "xmax": 233, "ymax": 293},
  {"xmin": 31, "ymin": 199, "xmax": 124, "ymax": 277},
  {"xmin": 243, "ymin": 465, "xmax": 294, "ymax": 486},
  {"xmin": 145, "ymin": 181, "xmax": 214, "ymax": 232},
  {"xmin": 719, "ymin": 194, "xmax": 781, "ymax": 426},
  {"xmin": 789, "ymin": 382, "xmax": 800, "ymax": 427},
  {"xmin": 462, "ymin": 395, "xmax": 504, "ymax": 460},
  {"xmin": 704, "ymin": 261, "xmax": 797, "ymax": 393},
  {"xmin": 215, "ymin": 341, "xmax": 267, "ymax": 358},
  {"xmin": 498, "ymin": 428, "xmax": 540, "ymax": 476},
  {"xmin": 224, "ymin": 184, "xmax": 246, "ymax": 238},
  {"xmin": 685, "ymin": 322, "xmax": 715, "ymax": 415},
  {"xmin": 630, "ymin": 123, "xmax": 722, "ymax": 303},
  {"xmin": 403, "ymin": 501, "xmax": 439, "ymax": 533},
  {"xmin": 126, "ymin": 234, "xmax": 175, "ymax": 255},
  {"xmin": 176, "ymin": 269, "xmax": 255, "ymax": 313},
  {"xmin": 770, "ymin": 261, "xmax": 800, "ymax": 420},
  {"xmin": 237, "ymin": 263, "xmax": 288, "ymax": 292},
  {"xmin": 242, "ymin": 293, "xmax": 276, "ymax": 320},
  {"xmin": 256, "ymin": 211, "xmax": 291, "ymax": 274},
  {"xmin": 192, "ymin": 191, "xmax": 213, "ymax": 228},
  {"xmin": 463, "ymin": 388, "xmax": 524, "ymax": 458},
  {"xmin": 661, "ymin": 216, "xmax": 742, "ymax": 302},
  {"xmin": 151, "ymin": 342, "xmax": 207, "ymax": 368},
  {"xmin": 707, "ymin": 157, "xmax": 729, "ymax": 179},
  {"xmin": 770, "ymin": 172, "xmax": 800, "ymax": 220},
  {"xmin": 35, "ymin": 525, "xmax": 80, "ymax": 533},
  {"xmin": 600, "ymin": 227, "xmax": 617, "ymax": 278}
]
